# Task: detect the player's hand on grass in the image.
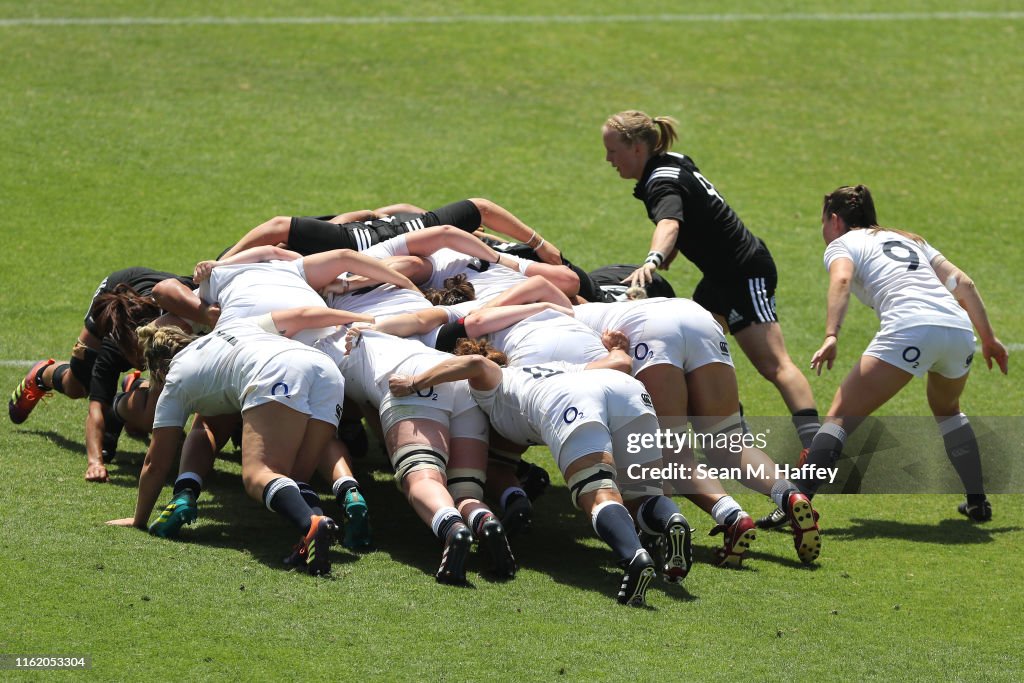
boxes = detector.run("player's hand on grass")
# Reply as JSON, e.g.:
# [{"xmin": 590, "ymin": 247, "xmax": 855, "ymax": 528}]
[
  {"xmin": 810, "ymin": 335, "xmax": 838, "ymax": 375},
  {"xmin": 85, "ymin": 462, "xmax": 109, "ymax": 483},
  {"xmin": 106, "ymin": 518, "xmax": 137, "ymax": 528}
]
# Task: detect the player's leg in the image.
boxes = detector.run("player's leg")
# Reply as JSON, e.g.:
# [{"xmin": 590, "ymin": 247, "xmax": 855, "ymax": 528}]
[
  {"xmin": 561, "ymin": 443, "xmax": 655, "ymax": 606},
  {"xmin": 799, "ymin": 354, "xmax": 914, "ymax": 502},
  {"xmin": 926, "ymin": 335, "xmax": 990, "ymax": 521},
  {"xmin": 149, "ymin": 413, "xmax": 238, "ymax": 538},
  {"xmin": 483, "ymin": 431, "xmax": 537, "ymax": 536},
  {"xmin": 684, "ymin": 361, "xmax": 817, "ymax": 562},
  {"xmin": 733, "ymin": 321, "xmax": 820, "ymax": 444},
  {"xmin": 242, "ymin": 401, "xmax": 338, "ymax": 576},
  {"xmin": 611, "ymin": 412, "xmax": 691, "ymax": 584},
  {"xmin": 385, "ymin": 416, "xmax": 472, "ymax": 584},
  {"xmin": 317, "ymin": 438, "xmax": 373, "ymax": 549},
  {"xmin": 447, "ymin": 406, "xmax": 516, "ymax": 579}
]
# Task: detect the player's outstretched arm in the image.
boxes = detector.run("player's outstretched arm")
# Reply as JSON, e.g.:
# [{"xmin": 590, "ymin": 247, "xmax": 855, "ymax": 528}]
[
  {"xmin": 390, "ymin": 355, "xmax": 502, "ymax": 396},
  {"xmin": 811, "ymin": 256, "xmax": 854, "ymax": 375},
  {"xmin": 932, "ymin": 256, "xmax": 1009, "ymax": 373}
]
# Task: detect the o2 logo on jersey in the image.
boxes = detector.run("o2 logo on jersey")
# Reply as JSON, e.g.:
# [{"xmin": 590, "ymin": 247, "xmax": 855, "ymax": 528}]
[
  {"xmin": 415, "ymin": 386, "xmax": 439, "ymax": 401},
  {"xmin": 562, "ymin": 406, "xmax": 582, "ymax": 424},
  {"xmin": 271, "ymin": 382, "xmax": 290, "ymax": 397},
  {"xmin": 882, "ymin": 241, "xmax": 921, "ymax": 271},
  {"xmin": 902, "ymin": 346, "xmax": 921, "ymax": 369},
  {"xmin": 633, "ymin": 343, "xmax": 653, "ymax": 361}
]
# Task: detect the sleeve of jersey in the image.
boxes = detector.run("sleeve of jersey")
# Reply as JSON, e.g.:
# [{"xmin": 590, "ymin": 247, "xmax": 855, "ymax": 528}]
[
  {"xmin": 151, "ymin": 380, "xmax": 190, "ymax": 430},
  {"xmin": 644, "ymin": 180, "xmax": 686, "ymax": 224},
  {"xmin": 918, "ymin": 240, "xmax": 943, "ymax": 263},
  {"xmin": 88, "ymin": 339, "xmax": 132, "ymax": 404},
  {"xmin": 823, "ymin": 239, "xmax": 854, "ymax": 271}
]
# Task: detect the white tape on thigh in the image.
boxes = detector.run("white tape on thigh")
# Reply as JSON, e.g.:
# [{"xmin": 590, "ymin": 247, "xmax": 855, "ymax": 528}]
[
  {"xmin": 446, "ymin": 467, "xmax": 486, "ymax": 501},
  {"xmin": 566, "ymin": 463, "xmax": 618, "ymax": 510},
  {"xmin": 391, "ymin": 443, "xmax": 448, "ymax": 487}
]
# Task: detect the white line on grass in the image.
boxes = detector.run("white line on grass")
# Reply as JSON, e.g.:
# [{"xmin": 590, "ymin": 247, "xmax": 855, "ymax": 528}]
[
  {"xmin": 0, "ymin": 12, "xmax": 1022, "ymax": 28},
  {"xmin": 3, "ymin": 343, "xmax": 1024, "ymax": 367}
]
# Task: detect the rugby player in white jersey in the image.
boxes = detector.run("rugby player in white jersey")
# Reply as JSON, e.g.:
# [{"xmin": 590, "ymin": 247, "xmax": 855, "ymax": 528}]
[
  {"xmin": 107, "ymin": 312, "xmax": 361, "ymax": 576},
  {"xmin": 316, "ymin": 327, "xmax": 517, "ymax": 585},
  {"xmin": 798, "ymin": 185, "xmax": 1008, "ymax": 522},
  {"xmin": 574, "ymin": 297, "xmax": 822, "ymax": 565},
  {"xmin": 145, "ymin": 247, "xmax": 413, "ymax": 544},
  {"xmin": 389, "ymin": 332, "xmax": 692, "ymax": 606}
]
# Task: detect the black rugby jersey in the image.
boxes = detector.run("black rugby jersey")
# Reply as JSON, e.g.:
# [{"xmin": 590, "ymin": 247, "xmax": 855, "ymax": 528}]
[
  {"xmin": 84, "ymin": 267, "xmax": 194, "ymax": 404},
  {"xmin": 633, "ymin": 153, "xmax": 760, "ymax": 277}
]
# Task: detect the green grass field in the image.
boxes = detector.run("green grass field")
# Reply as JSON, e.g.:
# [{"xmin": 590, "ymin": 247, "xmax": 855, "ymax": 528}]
[{"xmin": 2, "ymin": 2, "xmax": 1022, "ymax": 680}]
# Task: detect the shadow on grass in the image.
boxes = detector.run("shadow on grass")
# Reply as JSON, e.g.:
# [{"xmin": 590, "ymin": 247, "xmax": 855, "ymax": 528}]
[{"xmin": 825, "ymin": 517, "xmax": 1021, "ymax": 545}]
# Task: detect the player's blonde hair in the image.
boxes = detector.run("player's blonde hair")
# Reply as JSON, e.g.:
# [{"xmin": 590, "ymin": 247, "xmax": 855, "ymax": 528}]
[
  {"xmin": 604, "ymin": 110, "xmax": 679, "ymax": 155},
  {"xmin": 136, "ymin": 323, "xmax": 198, "ymax": 384}
]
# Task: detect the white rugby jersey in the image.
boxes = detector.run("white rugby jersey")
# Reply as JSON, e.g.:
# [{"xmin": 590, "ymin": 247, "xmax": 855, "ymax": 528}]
[
  {"xmin": 824, "ymin": 230, "xmax": 971, "ymax": 335},
  {"xmin": 319, "ymin": 329, "xmax": 454, "ymax": 405},
  {"xmin": 471, "ymin": 361, "xmax": 586, "ymax": 446},
  {"xmin": 153, "ymin": 320, "xmax": 330, "ymax": 428},
  {"xmin": 436, "ymin": 306, "xmax": 605, "ymax": 366},
  {"xmin": 426, "ymin": 248, "xmax": 531, "ymax": 302},
  {"xmin": 200, "ymin": 260, "xmax": 332, "ymax": 345},
  {"xmin": 326, "ymin": 234, "xmax": 430, "ymax": 320},
  {"xmin": 574, "ymin": 297, "xmax": 673, "ymax": 333}
]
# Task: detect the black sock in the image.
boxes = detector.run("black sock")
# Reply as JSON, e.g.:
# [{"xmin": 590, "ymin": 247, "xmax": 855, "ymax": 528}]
[
  {"xmin": 297, "ymin": 482, "xmax": 324, "ymax": 517},
  {"xmin": 173, "ymin": 474, "xmax": 202, "ymax": 498},
  {"xmin": 939, "ymin": 415, "xmax": 985, "ymax": 498},
  {"xmin": 798, "ymin": 423, "xmax": 847, "ymax": 497},
  {"xmin": 723, "ymin": 509, "xmax": 740, "ymax": 527},
  {"xmin": 593, "ymin": 502, "xmax": 643, "ymax": 564},
  {"xmin": 637, "ymin": 495, "xmax": 681, "ymax": 535},
  {"xmin": 263, "ymin": 477, "xmax": 315, "ymax": 533},
  {"xmin": 331, "ymin": 476, "xmax": 359, "ymax": 507},
  {"xmin": 792, "ymin": 408, "xmax": 821, "ymax": 450}
]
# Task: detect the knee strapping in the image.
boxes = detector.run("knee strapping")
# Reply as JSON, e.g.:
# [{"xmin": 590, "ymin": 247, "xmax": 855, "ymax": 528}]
[
  {"xmin": 566, "ymin": 463, "xmax": 618, "ymax": 510},
  {"xmin": 391, "ymin": 443, "xmax": 448, "ymax": 487},
  {"xmin": 619, "ymin": 481, "xmax": 664, "ymax": 502},
  {"xmin": 708, "ymin": 412, "xmax": 746, "ymax": 439},
  {"xmin": 446, "ymin": 467, "xmax": 486, "ymax": 501}
]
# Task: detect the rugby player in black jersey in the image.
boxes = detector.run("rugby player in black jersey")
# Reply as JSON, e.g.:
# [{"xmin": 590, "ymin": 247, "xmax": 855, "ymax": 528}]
[
  {"xmin": 602, "ymin": 111, "xmax": 821, "ymax": 528},
  {"xmin": 8, "ymin": 267, "xmax": 213, "ymax": 482}
]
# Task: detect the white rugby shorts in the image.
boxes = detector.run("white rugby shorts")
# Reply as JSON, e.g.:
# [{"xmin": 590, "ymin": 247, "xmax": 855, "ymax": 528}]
[{"xmin": 863, "ymin": 325, "xmax": 975, "ymax": 378}]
